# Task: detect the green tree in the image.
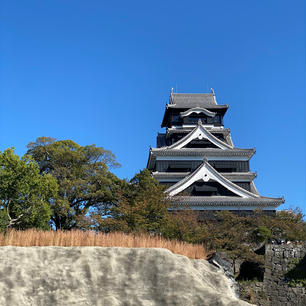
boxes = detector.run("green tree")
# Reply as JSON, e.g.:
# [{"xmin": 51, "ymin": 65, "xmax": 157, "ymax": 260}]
[
  {"xmin": 251, "ymin": 225, "xmax": 272, "ymax": 243},
  {"xmin": 203, "ymin": 212, "xmax": 265, "ymax": 269},
  {"xmin": 254, "ymin": 208, "xmax": 306, "ymax": 242},
  {"xmin": 90, "ymin": 169, "xmax": 171, "ymax": 234},
  {"xmin": 202, "ymin": 210, "xmax": 306, "ymax": 273},
  {"xmin": 27, "ymin": 137, "xmax": 121, "ymax": 230},
  {"xmin": 161, "ymin": 210, "xmax": 209, "ymax": 244},
  {"xmin": 0, "ymin": 148, "xmax": 57, "ymax": 230}
]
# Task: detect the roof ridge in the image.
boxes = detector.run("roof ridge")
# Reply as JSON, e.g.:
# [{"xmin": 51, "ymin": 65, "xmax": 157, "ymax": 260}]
[
  {"xmin": 172, "ymin": 93, "xmax": 214, "ymax": 95},
  {"xmin": 163, "ymin": 122, "xmax": 233, "ymax": 150}
]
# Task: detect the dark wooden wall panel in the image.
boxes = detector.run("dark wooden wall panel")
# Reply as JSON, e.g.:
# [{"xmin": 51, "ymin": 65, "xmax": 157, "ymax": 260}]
[{"xmin": 155, "ymin": 160, "xmax": 250, "ymax": 172}]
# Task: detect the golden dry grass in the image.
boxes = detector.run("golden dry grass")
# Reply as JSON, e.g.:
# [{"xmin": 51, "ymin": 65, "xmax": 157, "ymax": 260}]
[{"xmin": 0, "ymin": 229, "xmax": 208, "ymax": 259}]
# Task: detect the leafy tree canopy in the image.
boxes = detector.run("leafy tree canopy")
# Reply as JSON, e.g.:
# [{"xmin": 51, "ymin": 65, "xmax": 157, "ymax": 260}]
[
  {"xmin": 0, "ymin": 148, "xmax": 57, "ymax": 230},
  {"xmin": 27, "ymin": 137, "xmax": 121, "ymax": 230},
  {"xmin": 202, "ymin": 209, "xmax": 306, "ymax": 267},
  {"xmin": 88, "ymin": 169, "xmax": 171, "ymax": 234}
]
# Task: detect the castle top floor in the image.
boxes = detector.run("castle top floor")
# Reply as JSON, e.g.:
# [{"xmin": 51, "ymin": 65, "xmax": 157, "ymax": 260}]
[{"xmin": 161, "ymin": 89, "xmax": 229, "ymax": 128}]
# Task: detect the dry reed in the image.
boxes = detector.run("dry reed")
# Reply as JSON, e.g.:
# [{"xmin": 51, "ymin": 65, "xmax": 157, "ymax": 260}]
[{"xmin": 0, "ymin": 229, "xmax": 208, "ymax": 259}]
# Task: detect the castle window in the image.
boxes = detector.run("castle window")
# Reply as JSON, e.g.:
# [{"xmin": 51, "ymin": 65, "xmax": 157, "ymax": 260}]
[
  {"xmin": 214, "ymin": 115, "xmax": 220, "ymax": 123},
  {"xmin": 172, "ymin": 115, "xmax": 180, "ymax": 123}
]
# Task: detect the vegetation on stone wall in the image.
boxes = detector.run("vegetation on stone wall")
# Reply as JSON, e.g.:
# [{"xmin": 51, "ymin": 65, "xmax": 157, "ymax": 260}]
[
  {"xmin": 285, "ymin": 256, "xmax": 306, "ymax": 288},
  {"xmin": 208, "ymin": 209, "xmax": 306, "ymax": 267}
]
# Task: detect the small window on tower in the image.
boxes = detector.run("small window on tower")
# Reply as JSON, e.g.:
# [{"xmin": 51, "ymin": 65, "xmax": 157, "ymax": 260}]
[
  {"xmin": 188, "ymin": 116, "xmax": 197, "ymax": 123},
  {"xmin": 214, "ymin": 115, "xmax": 220, "ymax": 123},
  {"xmin": 172, "ymin": 115, "xmax": 179, "ymax": 122}
]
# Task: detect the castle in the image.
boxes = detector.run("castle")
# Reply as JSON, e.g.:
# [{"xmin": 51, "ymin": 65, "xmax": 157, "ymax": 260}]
[{"xmin": 146, "ymin": 89, "xmax": 284, "ymax": 216}]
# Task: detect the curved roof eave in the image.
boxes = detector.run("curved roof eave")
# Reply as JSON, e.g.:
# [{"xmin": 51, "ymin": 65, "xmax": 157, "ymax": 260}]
[
  {"xmin": 180, "ymin": 107, "xmax": 216, "ymax": 118},
  {"xmin": 162, "ymin": 121, "xmax": 234, "ymax": 150},
  {"xmin": 165, "ymin": 160, "xmax": 260, "ymax": 198}
]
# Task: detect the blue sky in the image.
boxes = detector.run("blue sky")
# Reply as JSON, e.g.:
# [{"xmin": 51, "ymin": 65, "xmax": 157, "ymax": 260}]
[{"xmin": 1, "ymin": 0, "xmax": 305, "ymax": 214}]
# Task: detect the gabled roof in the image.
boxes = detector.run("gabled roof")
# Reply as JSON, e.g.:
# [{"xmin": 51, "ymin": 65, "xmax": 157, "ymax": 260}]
[
  {"xmin": 157, "ymin": 121, "xmax": 233, "ymax": 150},
  {"xmin": 165, "ymin": 127, "xmax": 234, "ymax": 146},
  {"xmin": 169, "ymin": 93, "xmax": 218, "ymax": 108},
  {"xmin": 165, "ymin": 160, "xmax": 260, "ymax": 198},
  {"xmin": 180, "ymin": 107, "xmax": 216, "ymax": 117}
]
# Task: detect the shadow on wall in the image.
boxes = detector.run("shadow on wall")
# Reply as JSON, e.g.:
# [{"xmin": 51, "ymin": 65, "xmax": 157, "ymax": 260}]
[
  {"xmin": 236, "ymin": 261, "xmax": 264, "ymax": 282},
  {"xmin": 285, "ymin": 255, "xmax": 306, "ymax": 287}
]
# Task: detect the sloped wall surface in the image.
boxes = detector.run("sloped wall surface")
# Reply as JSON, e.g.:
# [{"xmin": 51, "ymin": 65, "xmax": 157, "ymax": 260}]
[
  {"xmin": 264, "ymin": 244, "xmax": 306, "ymax": 306},
  {"xmin": 0, "ymin": 246, "xmax": 253, "ymax": 306},
  {"xmin": 238, "ymin": 243, "xmax": 306, "ymax": 306}
]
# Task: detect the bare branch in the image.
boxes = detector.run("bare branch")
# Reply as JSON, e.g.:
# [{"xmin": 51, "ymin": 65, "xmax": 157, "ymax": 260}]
[{"xmin": 6, "ymin": 201, "xmax": 31, "ymax": 229}]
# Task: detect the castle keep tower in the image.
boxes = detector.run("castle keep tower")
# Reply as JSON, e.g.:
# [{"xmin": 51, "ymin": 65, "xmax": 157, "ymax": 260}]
[{"xmin": 146, "ymin": 89, "xmax": 284, "ymax": 215}]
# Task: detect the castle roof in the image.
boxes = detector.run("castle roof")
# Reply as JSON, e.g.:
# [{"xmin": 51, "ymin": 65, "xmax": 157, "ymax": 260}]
[
  {"xmin": 169, "ymin": 93, "xmax": 219, "ymax": 108},
  {"xmin": 165, "ymin": 127, "xmax": 231, "ymax": 135},
  {"xmin": 147, "ymin": 148, "xmax": 255, "ymax": 169},
  {"xmin": 158, "ymin": 121, "xmax": 233, "ymax": 150},
  {"xmin": 169, "ymin": 196, "xmax": 284, "ymax": 208},
  {"xmin": 165, "ymin": 160, "xmax": 258, "ymax": 198},
  {"xmin": 152, "ymin": 171, "xmax": 257, "ymax": 182},
  {"xmin": 161, "ymin": 91, "xmax": 228, "ymax": 127},
  {"xmin": 164, "ymin": 127, "xmax": 234, "ymax": 146}
]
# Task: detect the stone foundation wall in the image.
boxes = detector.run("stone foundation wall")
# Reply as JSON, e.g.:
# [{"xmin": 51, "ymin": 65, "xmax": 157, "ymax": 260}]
[
  {"xmin": 264, "ymin": 243, "xmax": 306, "ymax": 306},
  {"xmin": 239, "ymin": 243, "xmax": 306, "ymax": 306},
  {"xmin": 238, "ymin": 281, "xmax": 268, "ymax": 306}
]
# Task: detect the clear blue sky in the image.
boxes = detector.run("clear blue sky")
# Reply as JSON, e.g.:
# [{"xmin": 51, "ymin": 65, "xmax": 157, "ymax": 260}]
[{"xmin": 1, "ymin": 1, "xmax": 305, "ymax": 213}]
